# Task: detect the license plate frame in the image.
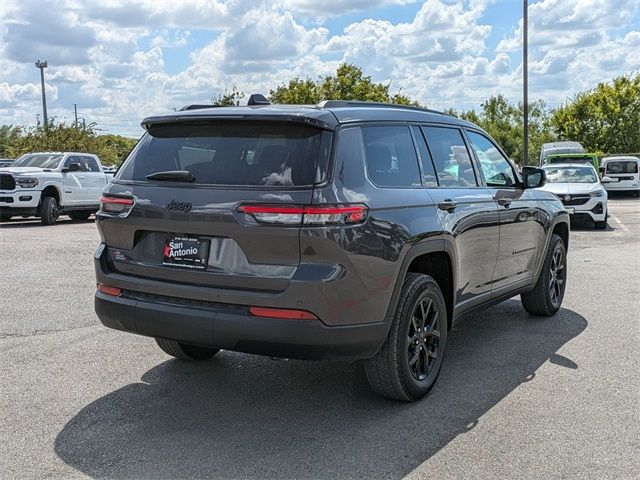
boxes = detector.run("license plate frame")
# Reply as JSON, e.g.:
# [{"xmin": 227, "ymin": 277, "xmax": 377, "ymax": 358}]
[{"xmin": 162, "ymin": 236, "xmax": 210, "ymax": 270}]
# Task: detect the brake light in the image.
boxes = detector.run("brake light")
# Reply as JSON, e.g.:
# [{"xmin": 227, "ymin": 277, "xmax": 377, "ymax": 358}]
[
  {"xmin": 97, "ymin": 283, "xmax": 122, "ymax": 296},
  {"xmin": 99, "ymin": 195, "xmax": 134, "ymax": 215},
  {"xmin": 249, "ymin": 306, "xmax": 318, "ymax": 320},
  {"xmin": 238, "ymin": 204, "xmax": 368, "ymax": 225}
]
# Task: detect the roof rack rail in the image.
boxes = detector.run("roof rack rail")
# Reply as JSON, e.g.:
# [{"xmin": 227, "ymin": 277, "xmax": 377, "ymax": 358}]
[
  {"xmin": 316, "ymin": 100, "xmax": 444, "ymax": 115},
  {"xmin": 179, "ymin": 104, "xmax": 219, "ymax": 111}
]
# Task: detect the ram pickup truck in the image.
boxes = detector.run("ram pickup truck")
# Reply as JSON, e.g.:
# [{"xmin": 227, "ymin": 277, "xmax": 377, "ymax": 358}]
[{"xmin": 0, "ymin": 152, "xmax": 108, "ymax": 225}]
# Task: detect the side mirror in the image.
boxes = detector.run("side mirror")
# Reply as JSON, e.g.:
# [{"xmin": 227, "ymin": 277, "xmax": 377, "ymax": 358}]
[
  {"xmin": 523, "ymin": 167, "xmax": 546, "ymax": 189},
  {"xmin": 601, "ymin": 176, "xmax": 613, "ymax": 183},
  {"xmin": 62, "ymin": 163, "xmax": 80, "ymax": 173}
]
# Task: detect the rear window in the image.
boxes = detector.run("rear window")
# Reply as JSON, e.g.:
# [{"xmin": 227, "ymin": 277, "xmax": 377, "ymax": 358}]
[
  {"xmin": 117, "ymin": 122, "xmax": 332, "ymax": 186},
  {"xmin": 548, "ymin": 155, "xmax": 593, "ymax": 164},
  {"xmin": 605, "ymin": 161, "xmax": 638, "ymax": 174}
]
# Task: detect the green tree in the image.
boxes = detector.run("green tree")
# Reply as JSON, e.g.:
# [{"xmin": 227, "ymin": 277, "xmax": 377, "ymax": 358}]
[
  {"xmin": 551, "ymin": 73, "xmax": 640, "ymax": 154},
  {"xmin": 269, "ymin": 63, "xmax": 419, "ymax": 105},
  {"xmin": 0, "ymin": 125, "xmax": 22, "ymax": 157},
  {"xmin": 212, "ymin": 85, "xmax": 245, "ymax": 106}
]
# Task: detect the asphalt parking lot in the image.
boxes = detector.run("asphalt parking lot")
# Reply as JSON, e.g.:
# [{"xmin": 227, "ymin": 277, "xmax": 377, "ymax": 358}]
[{"xmin": 1, "ymin": 196, "xmax": 638, "ymax": 479}]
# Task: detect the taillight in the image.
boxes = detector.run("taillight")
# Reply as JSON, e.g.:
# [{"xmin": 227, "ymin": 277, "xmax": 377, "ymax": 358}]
[
  {"xmin": 99, "ymin": 195, "xmax": 134, "ymax": 215},
  {"xmin": 249, "ymin": 306, "xmax": 318, "ymax": 320},
  {"xmin": 238, "ymin": 204, "xmax": 368, "ymax": 226},
  {"xmin": 97, "ymin": 283, "xmax": 122, "ymax": 296}
]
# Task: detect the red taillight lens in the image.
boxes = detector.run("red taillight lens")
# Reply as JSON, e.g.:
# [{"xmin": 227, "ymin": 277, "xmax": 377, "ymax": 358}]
[
  {"xmin": 97, "ymin": 283, "xmax": 122, "ymax": 296},
  {"xmin": 238, "ymin": 204, "xmax": 368, "ymax": 225},
  {"xmin": 249, "ymin": 306, "xmax": 318, "ymax": 320},
  {"xmin": 99, "ymin": 195, "xmax": 134, "ymax": 214}
]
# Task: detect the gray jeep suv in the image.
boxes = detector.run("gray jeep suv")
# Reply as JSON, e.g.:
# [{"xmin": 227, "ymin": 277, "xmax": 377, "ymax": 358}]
[{"xmin": 94, "ymin": 99, "xmax": 569, "ymax": 401}]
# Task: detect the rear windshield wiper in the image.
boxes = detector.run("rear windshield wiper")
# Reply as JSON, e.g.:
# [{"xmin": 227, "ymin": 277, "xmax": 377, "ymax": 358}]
[{"xmin": 146, "ymin": 170, "xmax": 195, "ymax": 182}]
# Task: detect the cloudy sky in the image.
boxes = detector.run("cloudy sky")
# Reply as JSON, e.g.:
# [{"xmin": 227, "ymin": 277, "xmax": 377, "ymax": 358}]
[{"xmin": 1, "ymin": 0, "xmax": 638, "ymax": 137}]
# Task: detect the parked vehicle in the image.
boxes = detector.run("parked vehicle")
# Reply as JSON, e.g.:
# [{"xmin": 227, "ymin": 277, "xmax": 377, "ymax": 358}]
[
  {"xmin": 0, "ymin": 159, "xmax": 13, "ymax": 168},
  {"xmin": 600, "ymin": 156, "xmax": 640, "ymax": 197},
  {"xmin": 540, "ymin": 163, "xmax": 610, "ymax": 229},
  {"xmin": 543, "ymin": 152, "xmax": 600, "ymax": 172},
  {"xmin": 94, "ymin": 98, "xmax": 569, "ymax": 401},
  {"xmin": 539, "ymin": 141, "xmax": 584, "ymax": 164},
  {"xmin": 0, "ymin": 152, "xmax": 109, "ymax": 224}
]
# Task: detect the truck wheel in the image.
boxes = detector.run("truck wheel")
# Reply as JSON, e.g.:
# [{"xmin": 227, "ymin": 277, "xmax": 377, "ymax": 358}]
[
  {"xmin": 0, "ymin": 213, "xmax": 11, "ymax": 222},
  {"xmin": 39, "ymin": 196, "xmax": 59, "ymax": 225},
  {"xmin": 364, "ymin": 273, "xmax": 447, "ymax": 401},
  {"xmin": 521, "ymin": 233, "xmax": 567, "ymax": 316},
  {"xmin": 68, "ymin": 211, "xmax": 92, "ymax": 221},
  {"xmin": 155, "ymin": 338, "xmax": 219, "ymax": 360}
]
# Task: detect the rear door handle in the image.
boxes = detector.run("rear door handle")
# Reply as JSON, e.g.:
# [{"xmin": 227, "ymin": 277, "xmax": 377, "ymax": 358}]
[
  {"xmin": 497, "ymin": 197, "xmax": 512, "ymax": 207},
  {"xmin": 438, "ymin": 200, "xmax": 458, "ymax": 212}
]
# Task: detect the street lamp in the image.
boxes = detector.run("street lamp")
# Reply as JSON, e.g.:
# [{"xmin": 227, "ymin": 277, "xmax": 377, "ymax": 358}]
[
  {"xmin": 523, "ymin": 1, "xmax": 529, "ymax": 165},
  {"xmin": 35, "ymin": 60, "xmax": 48, "ymax": 126}
]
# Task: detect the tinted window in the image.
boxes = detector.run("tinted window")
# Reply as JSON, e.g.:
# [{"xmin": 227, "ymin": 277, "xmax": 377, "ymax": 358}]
[
  {"xmin": 83, "ymin": 157, "xmax": 100, "ymax": 172},
  {"xmin": 422, "ymin": 126, "xmax": 477, "ymax": 187},
  {"xmin": 466, "ymin": 131, "xmax": 516, "ymax": 187},
  {"xmin": 117, "ymin": 122, "xmax": 332, "ymax": 186},
  {"xmin": 411, "ymin": 126, "xmax": 438, "ymax": 187},
  {"xmin": 605, "ymin": 161, "xmax": 638, "ymax": 174},
  {"xmin": 362, "ymin": 126, "xmax": 421, "ymax": 187}
]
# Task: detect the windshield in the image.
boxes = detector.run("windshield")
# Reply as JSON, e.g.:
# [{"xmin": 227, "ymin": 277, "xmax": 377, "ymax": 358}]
[
  {"xmin": 117, "ymin": 122, "xmax": 332, "ymax": 187},
  {"xmin": 12, "ymin": 154, "xmax": 64, "ymax": 169},
  {"xmin": 605, "ymin": 161, "xmax": 638, "ymax": 174},
  {"xmin": 544, "ymin": 166, "xmax": 598, "ymax": 184},
  {"xmin": 548, "ymin": 155, "xmax": 593, "ymax": 165}
]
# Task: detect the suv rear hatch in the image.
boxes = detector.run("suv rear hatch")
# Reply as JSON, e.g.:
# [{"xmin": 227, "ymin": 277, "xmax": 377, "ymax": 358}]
[{"xmin": 98, "ymin": 119, "xmax": 333, "ymax": 293}]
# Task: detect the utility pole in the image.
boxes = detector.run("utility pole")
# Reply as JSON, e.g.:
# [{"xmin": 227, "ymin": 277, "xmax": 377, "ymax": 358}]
[
  {"xmin": 35, "ymin": 60, "xmax": 48, "ymax": 127},
  {"xmin": 523, "ymin": 1, "xmax": 529, "ymax": 165},
  {"xmin": 74, "ymin": 104, "xmax": 78, "ymax": 128}
]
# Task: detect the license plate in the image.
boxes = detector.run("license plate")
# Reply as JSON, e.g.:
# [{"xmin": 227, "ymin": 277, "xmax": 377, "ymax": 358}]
[
  {"xmin": 565, "ymin": 207, "xmax": 575, "ymax": 214},
  {"xmin": 163, "ymin": 236, "xmax": 209, "ymax": 270}
]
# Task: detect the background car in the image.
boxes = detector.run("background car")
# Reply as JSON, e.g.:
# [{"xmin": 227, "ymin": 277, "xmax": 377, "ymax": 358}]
[
  {"xmin": 0, "ymin": 158, "xmax": 13, "ymax": 167},
  {"xmin": 540, "ymin": 163, "xmax": 611, "ymax": 229},
  {"xmin": 600, "ymin": 156, "xmax": 640, "ymax": 197}
]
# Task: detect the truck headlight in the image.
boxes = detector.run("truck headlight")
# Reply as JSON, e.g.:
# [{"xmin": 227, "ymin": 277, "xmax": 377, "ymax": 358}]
[
  {"xmin": 15, "ymin": 177, "xmax": 39, "ymax": 188},
  {"xmin": 590, "ymin": 190, "xmax": 605, "ymax": 197}
]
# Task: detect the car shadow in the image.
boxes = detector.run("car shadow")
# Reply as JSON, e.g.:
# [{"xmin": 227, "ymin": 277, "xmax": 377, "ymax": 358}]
[
  {"xmin": 0, "ymin": 217, "xmax": 95, "ymax": 228},
  {"xmin": 54, "ymin": 300, "xmax": 587, "ymax": 479}
]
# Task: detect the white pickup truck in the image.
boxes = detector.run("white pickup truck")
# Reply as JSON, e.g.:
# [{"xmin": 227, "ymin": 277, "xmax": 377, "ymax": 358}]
[{"xmin": 0, "ymin": 152, "xmax": 109, "ymax": 225}]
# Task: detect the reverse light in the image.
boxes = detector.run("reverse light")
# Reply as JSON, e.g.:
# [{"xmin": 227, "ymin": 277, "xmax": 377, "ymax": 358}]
[
  {"xmin": 15, "ymin": 177, "xmax": 38, "ymax": 188},
  {"xmin": 99, "ymin": 195, "xmax": 134, "ymax": 215},
  {"xmin": 97, "ymin": 283, "xmax": 122, "ymax": 296},
  {"xmin": 249, "ymin": 306, "xmax": 318, "ymax": 320},
  {"xmin": 238, "ymin": 204, "xmax": 368, "ymax": 226}
]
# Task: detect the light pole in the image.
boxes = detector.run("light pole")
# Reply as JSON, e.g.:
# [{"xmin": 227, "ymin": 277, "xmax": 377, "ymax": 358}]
[
  {"xmin": 523, "ymin": 1, "xmax": 529, "ymax": 165},
  {"xmin": 35, "ymin": 60, "xmax": 48, "ymax": 126}
]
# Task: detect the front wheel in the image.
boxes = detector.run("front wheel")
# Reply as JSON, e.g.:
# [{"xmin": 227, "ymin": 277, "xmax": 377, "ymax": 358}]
[
  {"xmin": 39, "ymin": 196, "xmax": 59, "ymax": 225},
  {"xmin": 365, "ymin": 273, "xmax": 448, "ymax": 401},
  {"xmin": 155, "ymin": 338, "xmax": 219, "ymax": 360},
  {"xmin": 521, "ymin": 233, "xmax": 567, "ymax": 316}
]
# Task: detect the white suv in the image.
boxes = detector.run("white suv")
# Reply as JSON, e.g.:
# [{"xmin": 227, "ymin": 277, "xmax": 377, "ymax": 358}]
[
  {"xmin": 0, "ymin": 152, "xmax": 109, "ymax": 225},
  {"xmin": 540, "ymin": 163, "xmax": 610, "ymax": 229}
]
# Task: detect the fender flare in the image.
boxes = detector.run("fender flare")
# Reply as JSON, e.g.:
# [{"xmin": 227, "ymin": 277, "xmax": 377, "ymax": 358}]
[
  {"xmin": 38, "ymin": 182, "xmax": 63, "ymax": 204},
  {"xmin": 532, "ymin": 212, "xmax": 570, "ymax": 281},
  {"xmin": 384, "ymin": 236, "xmax": 458, "ymax": 326}
]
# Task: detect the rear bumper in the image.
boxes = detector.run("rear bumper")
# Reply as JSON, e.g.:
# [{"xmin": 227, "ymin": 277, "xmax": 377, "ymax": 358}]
[{"xmin": 95, "ymin": 291, "xmax": 387, "ymax": 360}]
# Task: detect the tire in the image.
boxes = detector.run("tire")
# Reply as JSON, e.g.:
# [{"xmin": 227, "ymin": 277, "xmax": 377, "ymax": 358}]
[
  {"xmin": 365, "ymin": 273, "xmax": 448, "ymax": 401},
  {"xmin": 68, "ymin": 211, "xmax": 92, "ymax": 221},
  {"xmin": 155, "ymin": 338, "xmax": 219, "ymax": 361},
  {"xmin": 39, "ymin": 196, "xmax": 59, "ymax": 225},
  {"xmin": 0, "ymin": 213, "xmax": 11, "ymax": 222},
  {"xmin": 521, "ymin": 233, "xmax": 567, "ymax": 316}
]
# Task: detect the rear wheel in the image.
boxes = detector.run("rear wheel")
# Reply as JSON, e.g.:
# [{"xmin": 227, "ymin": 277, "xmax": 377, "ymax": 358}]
[
  {"xmin": 68, "ymin": 211, "xmax": 92, "ymax": 221},
  {"xmin": 155, "ymin": 338, "xmax": 219, "ymax": 360},
  {"xmin": 39, "ymin": 196, "xmax": 59, "ymax": 225},
  {"xmin": 521, "ymin": 233, "xmax": 567, "ymax": 316},
  {"xmin": 365, "ymin": 273, "xmax": 447, "ymax": 401}
]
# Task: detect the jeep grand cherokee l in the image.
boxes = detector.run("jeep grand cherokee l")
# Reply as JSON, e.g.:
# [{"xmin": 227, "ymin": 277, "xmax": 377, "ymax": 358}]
[{"xmin": 94, "ymin": 99, "xmax": 569, "ymax": 401}]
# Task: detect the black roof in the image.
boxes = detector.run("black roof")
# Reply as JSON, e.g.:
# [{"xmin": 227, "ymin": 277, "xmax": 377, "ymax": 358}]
[{"xmin": 142, "ymin": 101, "xmax": 476, "ymax": 131}]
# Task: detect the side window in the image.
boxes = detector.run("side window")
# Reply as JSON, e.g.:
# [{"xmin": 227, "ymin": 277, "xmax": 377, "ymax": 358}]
[
  {"xmin": 421, "ymin": 126, "xmax": 478, "ymax": 187},
  {"xmin": 83, "ymin": 157, "xmax": 100, "ymax": 172},
  {"xmin": 466, "ymin": 131, "xmax": 516, "ymax": 187},
  {"xmin": 362, "ymin": 125, "xmax": 421, "ymax": 188},
  {"xmin": 411, "ymin": 126, "xmax": 438, "ymax": 187},
  {"xmin": 62, "ymin": 156, "xmax": 74, "ymax": 168}
]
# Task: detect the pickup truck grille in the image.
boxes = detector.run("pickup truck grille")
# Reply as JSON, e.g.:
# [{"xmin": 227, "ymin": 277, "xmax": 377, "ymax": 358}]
[{"xmin": 0, "ymin": 174, "xmax": 16, "ymax": 191}]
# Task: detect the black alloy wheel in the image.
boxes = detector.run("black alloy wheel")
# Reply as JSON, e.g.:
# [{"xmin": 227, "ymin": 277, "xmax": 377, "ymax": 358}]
[{"xmin": 407, "ymin": 296, "xmax": 441, "ymax": 381}]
